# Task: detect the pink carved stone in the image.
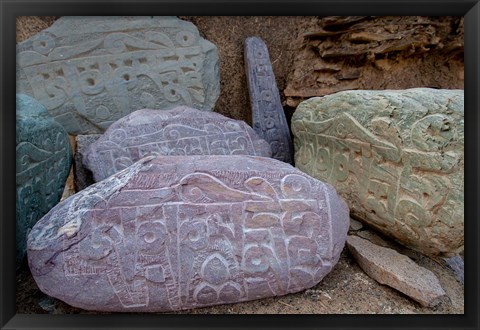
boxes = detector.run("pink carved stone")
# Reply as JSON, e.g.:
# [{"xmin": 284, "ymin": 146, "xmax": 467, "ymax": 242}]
[
  {"xmin": 27, "ymin": 155, "xmax": 349, "ymax": 312},
  {"xmin": 83, "ymin": 106, "xmax": 272, "ymax": 182}
]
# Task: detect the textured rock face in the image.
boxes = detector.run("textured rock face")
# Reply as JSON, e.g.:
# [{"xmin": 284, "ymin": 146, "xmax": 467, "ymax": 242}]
[
  {"xmin": 16, "ymin": 94, "xmax": 72, "ymax": 267},
  {"xmin": 292, "ymin": 88, "xmax": 464, "ymax": 256},
  {"xmin": 346, "ymin": 236, "xmax": 446, "ymax": 307},
  {"xmin": 74, "ymin": 134, "xmax": 101, "ymax": 191},
  {"xmin": 27, "ymin": 155, "xmax": 349, "ymax": 312},
  {"xmin": 244, "ymin": 37, "xmax": 293, "ymax": 164},
  {"xmin": 83, "ymin": 107, "xmax": 272, "ymax": 182},
  {"xmin": 16, "ymin": 16, "xmax": 220, "ymax": 135}
]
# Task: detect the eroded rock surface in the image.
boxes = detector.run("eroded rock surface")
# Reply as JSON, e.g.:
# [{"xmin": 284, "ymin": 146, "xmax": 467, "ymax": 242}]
[
  {"xmin": 292, "ymin": 88, "xmax": 464, "ymax": 256},
  {"xmin": 73, "ymin": 134, "xmax": 101, "ymax": 191},
  {"xmin": 16, "ymin": 94, "xmax": 72, "ymax": 267},
  {"xmin": 346, "ymin": 235, "xmax": 446, "ymax": 307},
  {"xmin": 27, "ymin": 155, "xmax": 349, "ymax": 312},
  {"xmin": 83, "ymin": 107, "xmax": 272, "ymax": 182},
  {"xmin": 16, "ymin": 16, "xmax": 220, "ymax": 134}
]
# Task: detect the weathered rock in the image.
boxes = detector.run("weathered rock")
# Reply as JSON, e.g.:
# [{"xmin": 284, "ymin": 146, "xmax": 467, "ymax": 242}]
[
  {"xmin": 284, "ymin": 16, "xmax": 464, "ymax": 107},
  {"xmin": 16, "ymin": 94, "xmax": 72, "ymax": 267},
  {"xmin": 292, "ymin": 88, "xmax": 464, "ymax": 256},
  {"xmin": 346, "ymin": 235, "xmax": 446, "ymax": 307},
  {"xmin": 83, "ymin": 106, "xmax": 272, "ymax": 182},
  {"xmin": 245, "ymin": 37, "xmax": 294, "ymax": 164},
  {"xmin": 74, "ymin": 134, "xmax": 101, "ymax": 191},
  {"xmin": 16, "ymin": 16, "xmax": 220, "ymax": 135},
  {"xmin": 349, "ymin": 219, "xmax": 363, "ymax": 231},
  {"xmin": 444, "ymin": 255, "xmax": 464, "ymax": 284},
  {"xmin": 27, "ymin": 155, "xmax": 349, "ymax": 312}
]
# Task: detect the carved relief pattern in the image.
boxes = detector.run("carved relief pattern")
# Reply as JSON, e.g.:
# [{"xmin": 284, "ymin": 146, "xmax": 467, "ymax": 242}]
[
  {"xmin": 245, "ymin": 37, "xmax": 294, "ymax": 164},
  {"xmin": 61, "ymin": 169, "xmax": 333, "ymax": 310},
  {"xmin": 86, "ymin": 112, "xmax": 265, "ymax": 180},
  {"xmin": 18, "ymin": 28, "xmax": 210, "ymax": 134},
  {"xmin": 16, "ymin": 127, "xmax": 71, "ymax": 262},
  {"xmin": 293, "ymin": 111, "xmax": 463, "ymax": 253}
]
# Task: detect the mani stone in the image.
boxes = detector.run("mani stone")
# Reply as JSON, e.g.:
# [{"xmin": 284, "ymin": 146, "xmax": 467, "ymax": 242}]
[
  {"xmin": 244, "ymin": 37, "xmax": 294, "ymax": 164},
  {"xmin": 16, "ymin": 94, "xmax": 72, "ymax": 267},
  {"xmin": 292, "ymin": 88, "xmax": 464, "ymax": 257},
  {"xmin": 27, "ymin": 155, "xmax": 349, "ymax": 312},
  {"xmin": 16, "ymin": 16, "xmax": 220, "ymax": 135},
  {"xmin": 346, "ymin": 235, "xmax": 446, "ymax": 307},
  {"xmin": 83, "ymin": 106, "xmax": 272, "ymax": 182}
]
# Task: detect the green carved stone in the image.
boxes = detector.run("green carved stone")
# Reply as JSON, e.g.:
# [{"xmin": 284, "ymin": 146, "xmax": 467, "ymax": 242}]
[
  {"xmin": 292, "ymin": 88, "xmax": 464, "ymax": 256},
  {"xmin": 16, "ymin": 94, "xmax": 72, "ymax": 267}
]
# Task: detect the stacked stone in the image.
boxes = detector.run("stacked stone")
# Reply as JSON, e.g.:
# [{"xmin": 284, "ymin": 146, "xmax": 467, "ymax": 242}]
[{"xmin": 22, "ymin": 18, "xmax": 350, "ymax": 313}]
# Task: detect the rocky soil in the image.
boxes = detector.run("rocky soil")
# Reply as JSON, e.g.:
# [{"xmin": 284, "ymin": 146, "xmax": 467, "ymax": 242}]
[{"xmin": 16, "ymin": 16, "xmax": 464, "ymax": 315}]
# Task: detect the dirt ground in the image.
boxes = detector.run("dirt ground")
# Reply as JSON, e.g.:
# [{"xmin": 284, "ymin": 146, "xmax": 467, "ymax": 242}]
[{"xmin": 15, "ymin": 16, "xmax": 464, "ymax": 315}]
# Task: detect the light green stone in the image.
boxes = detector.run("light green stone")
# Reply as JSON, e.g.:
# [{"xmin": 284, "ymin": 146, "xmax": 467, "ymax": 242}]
[{"xmin": 292, "ymin": 88, "xmax": 464, "ymax": 256}]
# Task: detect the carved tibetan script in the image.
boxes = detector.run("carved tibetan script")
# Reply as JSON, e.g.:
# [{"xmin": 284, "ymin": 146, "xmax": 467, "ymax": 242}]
[
  {"xmin": 27, "ymin": 155, "xmax": 349, "ymax": 312},
  {"xmin": 16, "ymin": 16, "xmax": 220, "ymax": 135},
  {"xmin": 244, "ymin": 37, "xmax": 294, "ymax": 164}
]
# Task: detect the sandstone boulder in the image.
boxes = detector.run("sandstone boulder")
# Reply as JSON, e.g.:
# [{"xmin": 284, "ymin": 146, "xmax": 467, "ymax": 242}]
[
  {"xmin": 27, "ymin": 155, "xmax": 349, "ymax": 312},
  {"xmin": 346, "ymin": 235, "xmax": 446, "ymax": 307},
  {"xmin": 16, "ymin": 16, "xmax": 220, "ymax": 134},
  {"xmin": 83, "ymin": 107, "xmax": 272, "ymax": 182},
  {"xmin": 292, "ymin": 88, "xmax": 464, "ymax": 256},
  {"xmin": 16, "ymin": 94, "xmax": 72, "ymax": 267}
]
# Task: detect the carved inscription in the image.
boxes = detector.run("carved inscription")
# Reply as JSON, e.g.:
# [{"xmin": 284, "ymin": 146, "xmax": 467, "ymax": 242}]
[
  {"xmin": 244, "ymin": 37, "xmax": 294, "ymax": 164},
  {"xmin": 27, "ymin": 156, "xmax": 349, "ymax": 312},
  {"xmin": 292, "ymin": 88, "xmax": 464, "ymax": 256},
  {"xmin": 84, "ymin": 107, "xmax": 272, "ymax": 182},
  {"xmin": 16, "ymin": 94, "xmax": 72, "ymax": 267},
  {"xmin": 16, "ymin": 17, "xmax": 220, "ymax": 135}
]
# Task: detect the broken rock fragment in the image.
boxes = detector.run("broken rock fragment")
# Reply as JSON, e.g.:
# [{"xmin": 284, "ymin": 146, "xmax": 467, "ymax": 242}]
[
  {"xmin": 346, "ymin": 235, "xmax": 446, "ymax": 307},
  {"xmin": 27, "ymin": 155, "xmax": 349, "ymax": 312}
]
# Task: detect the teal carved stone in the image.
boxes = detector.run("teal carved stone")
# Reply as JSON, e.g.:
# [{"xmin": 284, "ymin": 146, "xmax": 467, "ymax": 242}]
[
  {"xmin": 16, "ymin": 16, "xmax": 220, "ymax": 135},
  {"xmin": 16, "ymin": 94, "xmax": 72, "ymax": 267},
  {"xmin": 292, "ymin": 88, "xmax": 464, "ymax": 256}
]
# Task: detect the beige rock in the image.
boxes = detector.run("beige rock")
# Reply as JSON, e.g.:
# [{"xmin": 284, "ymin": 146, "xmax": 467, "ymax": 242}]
[{"xmin": 346, "ymin": 235, "xmax": 446, "ymax": 307}]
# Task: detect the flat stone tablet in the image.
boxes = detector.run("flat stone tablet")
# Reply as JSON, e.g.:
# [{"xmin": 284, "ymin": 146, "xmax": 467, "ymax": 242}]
[
  {"xmin": 27, "ymin": 155, "xmax": 349, "ymax": 312},
  {"xmin": 83, "ymin": 106, "xmax": 272, "ymax": 182},
  {"xmin": 292, "ymin": 88, "xmax": 464, "ymax": 256},
  {"xmin": 16, "ymin": 94, "xmax": 72, "ymax": 267},
  {"xmin": 347, "ymin": 236, "xmax": 446, "ymax": 307},
  {"xmin": 245, "ymin": 37, "xmax": 294, "ymax": 164},
  {"xmin": 16, "ymin": 16, "xmax": 220, "ymax": 135}
]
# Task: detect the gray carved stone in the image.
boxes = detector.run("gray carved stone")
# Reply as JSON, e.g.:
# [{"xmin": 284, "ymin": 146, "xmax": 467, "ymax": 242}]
[
  {"xmin": 27, "ymin": 155, "xmax": 349, "ymax": 312},
  {"xmin": 16, "ymin": 16, "xmax": 220, "ymax": 135},
  {"xmin": 292, "ymin": 88, "xmax": 464, "ymax": 256},
  {"xmin": 16, "ymin": 94, "xmax": 72, "ymax": 267},
  {"xmin": 83, "ymin": 106, "xmax": 272, "ymax": 182},
  {"xmin": 245, "ymin": 37, "xmax": 294, "ymax": 164},
  {"xmin": 74, "ymin": 134, "xmax": 101, "ymax": 191}
]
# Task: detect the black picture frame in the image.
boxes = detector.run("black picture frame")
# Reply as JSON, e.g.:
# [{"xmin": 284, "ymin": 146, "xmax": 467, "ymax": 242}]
[{"xmin": 1, "ymin": 1, "xmax": 478, "ymax": 329}]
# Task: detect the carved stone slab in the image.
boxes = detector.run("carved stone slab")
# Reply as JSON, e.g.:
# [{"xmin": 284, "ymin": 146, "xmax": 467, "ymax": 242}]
[
  {"xmin": 16, "ymin": 94, "xmax": 72, "ymax": 267},
  {"xmin": 83, "ymin": 106, "xmax": 272, "ymax": 182},
  {"xmin": 27, "ymin": 155, "xmax": 349, "ymax": 312},
  {"xmin": 16, "ymin": 16, "xmax": 220, "ymax": 135},
  {"xmin": 244, "ymin": 37, "xmax": 294, "ymax": 164},
  {"xmin": 292, "ymin": 88, "xmax": 464, "ymax": 256}
]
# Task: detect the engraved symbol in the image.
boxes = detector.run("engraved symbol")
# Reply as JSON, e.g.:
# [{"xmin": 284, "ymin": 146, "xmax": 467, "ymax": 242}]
[
  {"xmin": 176, "ymin": 31, "xmax": 196, "ymax": 47},
  {"xmin": 96, "ymin": 105, "xmax": 111, "ymax": 120},
  {"xmin": 33, "ymin": 34, "xmax": 55, "ymax": 55},
  {"xmin": 140, "ymin": 92, "xmax": 156, "ymax": 108}
]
